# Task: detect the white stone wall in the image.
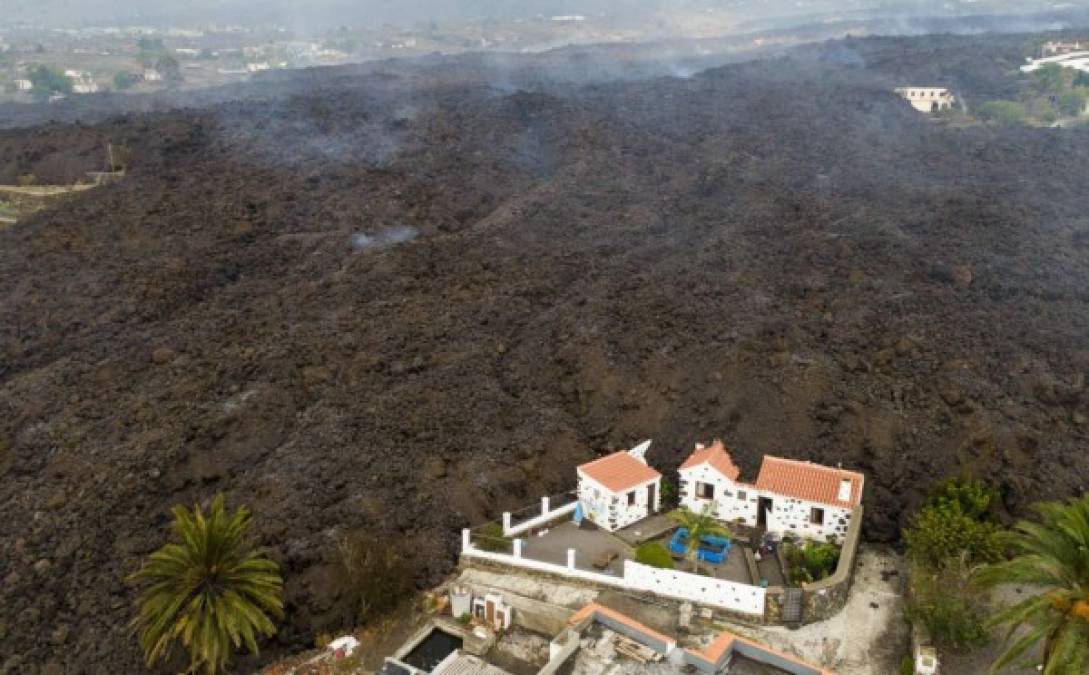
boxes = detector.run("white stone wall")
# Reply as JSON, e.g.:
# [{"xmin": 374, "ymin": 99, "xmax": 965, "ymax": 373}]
[
  {"xmin": 895, "ymin": 87, "xmax": 954, "ymax": 112},
  {"xmin": 679, "ymin": 465, "xmax": 854, "ymax": 542},
  {"xmin": 577, "ymin": 473, "xmax": 659, "ymax": 532},
  {"xmin": 678, "ymin": 465, "xmax": 759, "ymax": 526},
  {"xmin": 460, "ymin": 530, "xmax": 765, "ymax": 617},
  {"xmin": 765, "ymin": 497, "xmax": 852, "ymax": 542},
  {"xmin": 623, "ymin": 560, "xmax": 765, "ymax": 616},
  {"xmin": 504, "ymin": 499, "xmax": 578, "ymax": 537}
]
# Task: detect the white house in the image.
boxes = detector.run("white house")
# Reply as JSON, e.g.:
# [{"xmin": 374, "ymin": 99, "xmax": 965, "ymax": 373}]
[
  {"xmin": 143, "ymin": 69, "xmax": 163, "ymax": 82},
  {"xmin": 576, "ymin": 440, "xmax": 662, "ymax": 532},
  {"xmin": 679, "ymin": 440, "xmax": 863, "ymax": 542},
  {"xmin": 1020, "ymin": 51, "xmax": 1089, "ymax": 75},
  {"xmin": 13, "ymin": 79, "xmax": 32, "ymax": 91},
  {"xmin": 895, "ymin": 87, "xmax": 955, "ymax": 113}
]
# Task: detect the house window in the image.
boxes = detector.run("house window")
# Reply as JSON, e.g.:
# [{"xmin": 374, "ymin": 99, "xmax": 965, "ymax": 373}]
[
  {"xmin": 696, "ymin": 482, "xmax": 715, "ymax": 500},
  {"xmin": 811, "ymin": 507, "xmax": 825, "ymax": 525},
  {"xmin": 627, "ymin": 491, "xmax": 636, "ymax": 506},
  {"xmin": 737, "ymin": 490, "xmax": 747, "ymax": 502}
]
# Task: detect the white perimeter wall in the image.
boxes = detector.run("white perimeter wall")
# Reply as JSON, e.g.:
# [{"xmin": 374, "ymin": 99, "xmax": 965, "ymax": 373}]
[
  {"xmin": 623, "ymin": 560, "xmax": 766, "ymax": 615},
  {"xmin": 460, "ymin": 531, "xmax": 764, "ymax": 617}
]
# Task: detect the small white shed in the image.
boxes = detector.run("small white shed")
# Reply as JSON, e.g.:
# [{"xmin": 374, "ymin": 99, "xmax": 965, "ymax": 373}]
[{"xmin": 576, "ymin": 441, "xmax": 662, "ymax": 532}]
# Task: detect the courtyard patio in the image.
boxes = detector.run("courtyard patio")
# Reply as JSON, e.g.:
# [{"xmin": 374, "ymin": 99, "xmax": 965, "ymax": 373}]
[
  {"xmin": 520, "ymin": 521, "xmax": 632, "ymax": 575},
  {"xmin": 516, "ymin": 518, "xmax": 786, "ymax": 587}
]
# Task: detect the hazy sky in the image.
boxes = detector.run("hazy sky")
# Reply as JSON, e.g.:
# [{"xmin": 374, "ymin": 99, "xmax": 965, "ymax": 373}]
[{"xmin": 0, "ymin": 0, "xmax": 1052, "ymax": 30}]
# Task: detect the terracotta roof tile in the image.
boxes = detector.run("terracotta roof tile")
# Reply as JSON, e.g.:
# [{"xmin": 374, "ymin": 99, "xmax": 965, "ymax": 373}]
[
  {"xmin": 577, "ymin": 450, "xmax": 661, "ymax": 493},
  {"xmin": 754, "ymin": 455, "xmax": 864, "ymax": 508},
  {"xmin": 679, "ymin": 440, "xmax": 741, "ymax": 480}
]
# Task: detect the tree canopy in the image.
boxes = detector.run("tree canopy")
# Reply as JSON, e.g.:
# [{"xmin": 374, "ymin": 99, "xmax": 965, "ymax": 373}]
[{"xmin": 129, "ymin": 494, "xmax": 283, "ymax": 675}]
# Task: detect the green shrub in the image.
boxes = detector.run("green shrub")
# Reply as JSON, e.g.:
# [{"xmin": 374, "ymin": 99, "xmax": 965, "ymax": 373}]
[
  {"xmin": 900, "ymin": 656, "xmax": 915, "ymax": 675},
  {"xmin": 659, "ymin": 477, "xmax": 678, "ymax": 508},
  {"xmin": 905, "ymin": 560, "xmax": 988, "ymax": 650},
  {"xmin": 976, "ymin": 100, "xmax": 1027, "ymax": 125},
  {"xmin": 904, "ymin": 480, "xmax": 1002, "ymax": 569},
  {"xmin": 1057, "ymin": 89, "xmax": 1089, "ymax": 117},
  {"xmin": 634, "ymin": 542, "xmax": 674, "ymax": 569},
  {"xmin": 924, "ymin": 478, "xmax": 996, "ymax": 520},
  {"xmin": 27, "ymin": 64, "xmax": 71, "ymax": 98},
  {"xmin": 1032, "ymin": 63, "xmax": 1070, "ymax": 94},
  {"xmin": 784, "ymin": 540, "xmax": 840, "ymax": 585},
  {"xmin": 475, "ymin": 521, "xmax": 511, "ymax": 553}
]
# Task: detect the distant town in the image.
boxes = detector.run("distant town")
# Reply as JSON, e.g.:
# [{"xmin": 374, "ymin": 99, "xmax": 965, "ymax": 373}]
[{"xmin": 0, "ymin": 16, "xmax": 678, "ymax": 102}]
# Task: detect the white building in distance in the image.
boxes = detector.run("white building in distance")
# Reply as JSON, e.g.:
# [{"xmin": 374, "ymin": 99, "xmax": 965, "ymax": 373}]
[
  {"xmin": 895, "ymin": 87, "xmax": 956, "ymax": 113},
  {"xmin": 1020, "ymin": 51, "xmax": 1089, "ymax": 75},
  {"xmin": 576, "ymin": 441, "xmax": 662, "ymax": 532},
  {"xmin": 679, "ymin": 440, "xmax": 863, "ymax": 542},
  {"xmin": 13, "ymin": 79, "xmax": 32, "ymax": 91}
]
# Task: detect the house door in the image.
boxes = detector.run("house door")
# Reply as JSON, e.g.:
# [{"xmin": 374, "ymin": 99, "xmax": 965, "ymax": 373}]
[
  {"xmin": 758, "ymin": 497, "xmax": 773, "ymax": 528},
  {"xmin": 646, "ymin": 483, "xmax": 656, "ymax": 511},
  {"xmin": 485, "ymin": 599, "xmax": 496, "ymax": 625}
]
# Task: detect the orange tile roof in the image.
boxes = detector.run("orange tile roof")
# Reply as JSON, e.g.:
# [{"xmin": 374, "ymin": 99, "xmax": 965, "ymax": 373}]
[
  {"xmin": 679, "ymin": 440, "xmax": 741, "ymax": 480},
  {"xmin": 578, "ymin": 450, "xmax": 661, "ymax": 492},
  {"xmin": 566, "ymin": 603, "xmax": 675, "ymax": 647},
  {"xmin": 754, "ymin": 455, "xmax": 864, "ymax": 508}
]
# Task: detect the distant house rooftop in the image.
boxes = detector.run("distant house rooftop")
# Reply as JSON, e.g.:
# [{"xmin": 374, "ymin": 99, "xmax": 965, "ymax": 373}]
[
  {"xmin": 577, "ymin": 450, "xmax": 661, "ymax": 492},
  {"xmin": 679, "ymin": 439, "xmax": 741, "ymax": 480},
  {"xmin": 754, "ymin": 456, "xmax": 864, "ymax": 508}
]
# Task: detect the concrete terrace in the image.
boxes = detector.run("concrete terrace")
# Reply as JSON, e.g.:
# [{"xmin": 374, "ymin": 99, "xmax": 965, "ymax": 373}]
[
  {"xmin": 518, "ymin": 518, "xmax": 785, "ymax": 588},
  {"xmin": 521, "ymin": 522, "xmax": 631, "ymax": 576}
]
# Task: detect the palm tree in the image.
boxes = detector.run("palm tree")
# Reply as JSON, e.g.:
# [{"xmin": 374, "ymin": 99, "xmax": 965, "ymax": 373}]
[
  {"xmin": 669, "ymin": 505, "xmax": 732, "ymax": 574},
  {"xmin": 130, "ymin": 494, "xmax": 284, "ymax": 675},
  {"xmin": 975, "ymin": 493, "xmax": 1089, "ymax": 674}
]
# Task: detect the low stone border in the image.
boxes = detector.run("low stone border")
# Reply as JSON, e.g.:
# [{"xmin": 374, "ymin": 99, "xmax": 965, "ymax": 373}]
[{"xmin": 764, "ymin": 506, "xmax": 864, "ymax": 624}]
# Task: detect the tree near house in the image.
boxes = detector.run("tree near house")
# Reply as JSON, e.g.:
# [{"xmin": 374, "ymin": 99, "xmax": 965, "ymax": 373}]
[
  {"xmin": 27, "ymin": 64, "xmax": 71, "ymax": 99},
  {"xmin": 669, "ymin": 505, "xmax": 731, "ymax": 574},
  {"xmin": 129, "ymin": 494, "xmax": 283, "ymax": 675},
  {"xmin": 975, "ymin": 493, "xmax": 1089, "ymax": 674}
]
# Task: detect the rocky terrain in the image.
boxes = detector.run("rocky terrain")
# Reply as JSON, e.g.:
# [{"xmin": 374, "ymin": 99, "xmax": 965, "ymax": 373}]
[{"xmin": 2, "ymin": 31, "xmax": 1089, "ymax": 673}]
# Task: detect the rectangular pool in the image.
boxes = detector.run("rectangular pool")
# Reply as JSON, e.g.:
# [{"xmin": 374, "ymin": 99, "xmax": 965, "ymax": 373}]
[{"xmin": 402, "ymin": 627, "xmax": 463, "ymax": 671}]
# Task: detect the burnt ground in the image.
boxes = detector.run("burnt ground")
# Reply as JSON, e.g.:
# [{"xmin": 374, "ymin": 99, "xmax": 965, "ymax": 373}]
[{"xmin": 3, "ymin": 30, "xmax": 1089, "ymax": 673}]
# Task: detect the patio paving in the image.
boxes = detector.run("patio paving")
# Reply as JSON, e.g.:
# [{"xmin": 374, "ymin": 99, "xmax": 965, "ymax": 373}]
[
  {"xmin": 648, "ymin": 531, "xmax": 753, "ymax": 585},
  {"xmin": 613, "ymin": 513, "xmax": 677, "ymax": 547},
  {"xmin": 756, "ymin": 554, "xmax": 786, "ymax": 587},
  {"xmin": 520, "ymin": 522, "xmax": 632, "ymax": 576}
]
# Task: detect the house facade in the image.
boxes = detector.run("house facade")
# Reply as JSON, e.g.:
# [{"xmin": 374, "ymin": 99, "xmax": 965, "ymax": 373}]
[
  {"xmin": 679, "ymin": 441, "xmax": 863, "ymax": 542},
  {"xmin": 576, "ymin": 440, "xmax": 661, "ymax": 531},
  {"xmin": 894, "ymin": 87, "xmax": 955, "ymax": 113}
]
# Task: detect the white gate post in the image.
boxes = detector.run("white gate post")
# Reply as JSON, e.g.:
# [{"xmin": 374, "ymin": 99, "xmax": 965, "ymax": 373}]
[
  {"xmin": 541, "ymin": 496, "xmax": 550, "ymax": 515},
  {"xmin": 502, "ymin": 512, "xmax": 512, "ymax": 536},
  {"xmin": 462, "ymin": 528, "xmax": 471, "ymax": 553},
  {"xmin": 514, "ymin": 539, "xmax": 524, "ymax": 558},
  {"xmin": 567, "ymin": 548, "xmax": 576, "ymax": 569}
]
